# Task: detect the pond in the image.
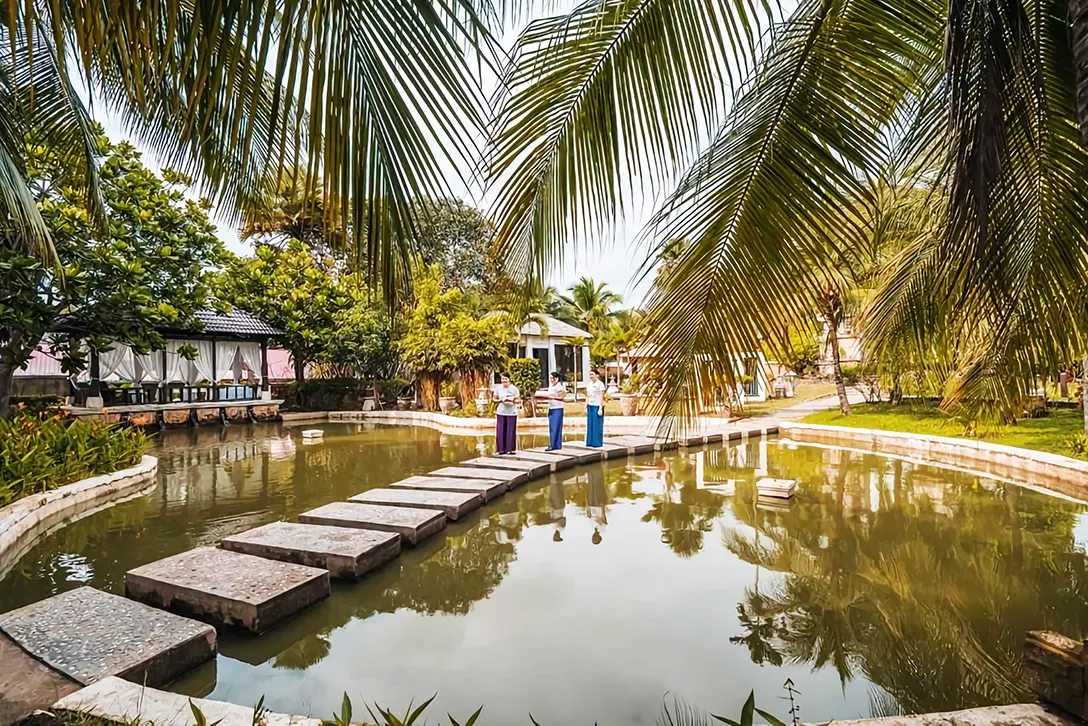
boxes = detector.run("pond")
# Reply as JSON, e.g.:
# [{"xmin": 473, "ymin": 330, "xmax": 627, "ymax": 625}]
[{"xmin": 3, "ymin": 422, "xmax": 1088, "ymax": 724}]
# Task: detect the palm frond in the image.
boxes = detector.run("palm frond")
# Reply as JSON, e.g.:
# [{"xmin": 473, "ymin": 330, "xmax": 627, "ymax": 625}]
[
  {"xmin": 636, "ymin": 0, "xmax": 942, "ymax": 431},
  {"xmin": 486, "ymin": 0, "xmax": 775, "ymax": 282}
]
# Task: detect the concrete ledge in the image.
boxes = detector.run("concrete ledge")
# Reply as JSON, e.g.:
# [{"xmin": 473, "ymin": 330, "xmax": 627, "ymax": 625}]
[
  {"xmin": 280, "ymin": 410, "xmax": 331, "ymax": 423},
  {"xmin": 802, "ymin": 702, "xmax": 1073, "ymax": 725},
  {"xmin": 781, "ymin": 422, "xmax": 1088, "ymax": 501},
  {"xmin": 51, "ymin": 676, "xmax": 332, "ymax": 726},
  {"xmin": 0, "ymin": 455, "xmax": 158, "ymax": 578}
]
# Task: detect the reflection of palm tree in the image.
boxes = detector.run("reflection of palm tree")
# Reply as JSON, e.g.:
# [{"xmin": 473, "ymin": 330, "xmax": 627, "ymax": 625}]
[
  {"xmin": 723, "ymin": 447, "xmax": 1088, "ymax": 715},
  {"xmin": 642, "ymin": 480, "xmax": 725, "ymax": 558},
  {"xmin": 273, "ymin": 633, "xmax": 331, "ymax": 670}
]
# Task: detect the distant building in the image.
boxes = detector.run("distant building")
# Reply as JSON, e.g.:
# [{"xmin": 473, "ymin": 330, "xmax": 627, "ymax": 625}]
[
  {"xmin": 618, "ymin": 345, "xmax": 770, "ymax": 403},
  {"xmin": 510, "ymin": 315, "xmax": 593, "ymax": 390}
]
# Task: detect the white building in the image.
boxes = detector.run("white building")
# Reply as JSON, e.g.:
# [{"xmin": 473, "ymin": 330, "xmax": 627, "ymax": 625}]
[
  {"xmin": 511, "ymin": 315, "xmax": 593, "ymax": 391},
  {"xmin": 619, "ymin": 345, "xmax": 770, "ymax": 403}
]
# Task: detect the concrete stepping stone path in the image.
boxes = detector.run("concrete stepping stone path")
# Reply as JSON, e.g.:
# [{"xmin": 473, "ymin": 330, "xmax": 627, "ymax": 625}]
[
  {"xmin": 300, "ymin": 501, "xmax": 446, "ymax": 545},
  {"xmin": 525, "ymin": 445, "xmax": 605, "ymax": 465},
  {"xmin": 221, "ymin": 521, "xmax": 401, "ymax": 580},
  {"xmin": 560, "ymin": 441, "xmax": 629, "ymax": 459},
  {"xmin": 0, "ymin": 586, "xmax": 215, "ymax": 687},
  {"xmin": 504, "ymin": 450, "xmax": 580, "ymax": 471},
  {"xmin": 462, "ymin": 456, "xmax": 551, "ymax": 478},
  {"xmin": 391, "ymin": 475, "xmax": 507, "ymax": 502},
  {"xmin": 428, "ymin": 465, "xmax": 529, "ymax": 489},
  {"xmin": 349, "ymin": 487, "xmax": 483, "ymax": 520},
  {"xmin": 125, "ymin": 547, "xmax": 330, "ymax": 634}
]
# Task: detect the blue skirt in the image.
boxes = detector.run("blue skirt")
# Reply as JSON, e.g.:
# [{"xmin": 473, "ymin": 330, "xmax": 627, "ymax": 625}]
[
  {"xmin": 548, "ymin": 408, "xmax": 564, "ymax": 450},
  {"xmin": 586, "ymin": 405, "xmax": 604, "ymax": 447}
]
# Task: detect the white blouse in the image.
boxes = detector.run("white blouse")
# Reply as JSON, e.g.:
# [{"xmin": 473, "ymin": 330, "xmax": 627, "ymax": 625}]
[
  {"xmin": 586, "ymin": 380, "xmax": 607, "ymax": 407},
  {"xmin": 547, "ymin": 382, "xmax": 566, "ymax": 409}
]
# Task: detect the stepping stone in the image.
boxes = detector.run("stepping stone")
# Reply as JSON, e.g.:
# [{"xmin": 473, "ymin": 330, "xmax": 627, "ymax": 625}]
[
  {"xmin": 391, "ymin": 475, "xmax": 506, "ymax": 502},
  {"xmin": 428, "ymin": 465, "xmax": 529, "ymax": 489},
  {"xmin": 300, "ymin": 501, "xmax": 446, "ymax": 545},
  {"xmin": 705, "ymin": 432, "xmax": 724, "ymax": 444},
  {"xmin": 562, "ymin": 441, "xmax": 629, "ymax": 459},
  {"xmin": 125, "ymin": 547, "xmax": 329, "ymax": 634},
  {"xmin": 220, "ymin": 521, "xmax": 400, "ymax": 580},
  {"xmin": 52, "ymin": 676, "xmax": 325, "ymax": 726},
  {"xmin": 0, "ymin": 586, "xmax": 215, "ymax": 687},
  {"xmin": 609, "ymin": 434, "xmax": 679, "ymax": 452},
  {"xmin": 505, "ymin": 450, "xmax": 579, "ymax": 471},
  {"xmin": 462, "ymin": 456, "xmax": 551, "ymax": 478},
  {"xmin": 603, "ymin": 436, "xmax": 656, "ymax": 455},
  {"xmin": 680, "ymin": 433, "xmax": 709, "ymax": 447},
  {"xmin": 526, "ymin": 445, "xmax": 605, "ymax": 464},
  {"xmin": 348, "ymin": 488, "xmax": 483, "ymax": 520}
]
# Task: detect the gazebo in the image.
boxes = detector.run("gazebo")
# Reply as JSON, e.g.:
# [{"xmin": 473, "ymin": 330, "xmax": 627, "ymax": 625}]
[{"xmin": 58, "ymin": 308, "xmax": 285, "ymax": 425}]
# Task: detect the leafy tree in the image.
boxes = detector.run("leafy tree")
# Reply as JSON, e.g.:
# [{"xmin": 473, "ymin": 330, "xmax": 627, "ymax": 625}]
[
  {"xmin": 0, "ymin": 128, "xmax": 225, "ymax": 418},
  {"xmin": 324, "ymin": 281, "xmax": 393, "ymax": 381},
  {"xmin": 216, "ymin": 241, "xmax": 347, "ymax": 383},
  {"xmin": 395, "ymin": 264, "xmax": 508, "ymax": 410},
  {"xmin": 414, "ymin": 198, "xmax": 499, "ymax": 291},
  {"xmin": 558, "ymin": 277, "xmax": 622, "ymax": 334}
]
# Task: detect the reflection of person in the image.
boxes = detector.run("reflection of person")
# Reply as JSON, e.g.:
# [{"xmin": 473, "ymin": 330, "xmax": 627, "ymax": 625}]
[
  {"xmin": 492, "ymin": 372, "xmax": 521, "ymax": 455},
  {"xmin": 585, "ymin": 368, "xmax": 608, "ymax": 447},
  {"xmin": 545, "ymin": 371, "xmax": 566, "ymax": 451},
  {"xmin": 587, "ymin": 467, "xmax": 608, "ymax": 540}
]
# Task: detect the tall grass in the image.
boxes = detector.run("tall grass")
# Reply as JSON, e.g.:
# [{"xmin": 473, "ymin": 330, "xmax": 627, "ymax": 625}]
[{"xmin": 0, "ymin": 414, "xmax": 148, "ymax": 507}]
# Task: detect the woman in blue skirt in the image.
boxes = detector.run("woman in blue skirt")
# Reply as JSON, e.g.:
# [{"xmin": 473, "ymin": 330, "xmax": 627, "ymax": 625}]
[
  {"xmin": 585, "ymin": 368, "xmax": 607, "ymax": 447},
  {"xmin": 545, "ymin": 371, "xmax": 566, "ymax": 450}
]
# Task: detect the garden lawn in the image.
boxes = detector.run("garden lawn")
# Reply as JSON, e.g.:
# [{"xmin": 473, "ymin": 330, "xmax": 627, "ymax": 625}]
[{"xmin": 802, "ymin": 402, "xmax": 1086, "ymax": 458}]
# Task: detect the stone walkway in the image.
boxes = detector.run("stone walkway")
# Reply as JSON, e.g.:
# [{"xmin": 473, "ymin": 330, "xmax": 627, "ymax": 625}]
[{"xmin": 1, "ymin": 417, "xmax": 786, "ymax": 723}]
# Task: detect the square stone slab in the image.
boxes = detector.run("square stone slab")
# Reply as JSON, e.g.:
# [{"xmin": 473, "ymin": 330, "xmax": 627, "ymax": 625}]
[
  {"xmin": 299, "ymin": 501, "xmax": 446, "ymax": 545},
  {"xmin": 391, "ymin": 475, "xmax": 506, "ymax": 502},
  {"xmin": 0, "ymin": 587, "xmax": 215, "ymax": 687},
  {"xmin": 705, "ymin": 432, "xmax": 725, "ymax": 444},
  {"xmin": 602, "ymin": 436, "xmax": 656, "ymax": 455},
  {"xmin": 561, "ymin": 441, "xmax": 629, "ymax": 459},
  {"xmin": 221, "ymin": 522, "xmax": 400, "ymax": 580},
  {"xmin": 428, "ymin": 466, "xmax": 529, "ymax": 489},
  {"xmin": 348, "ymin": 488, "xmax": 483, "ymax": 520},
  {"xmin": 504, "ymin": 450, "xmax": 579, "ymax": 471},
  {"xmin": 526, "ymin": 445, "xmax": 605, "ymax": 465},
  {"xmin": 125, "ymin": 548, "xmax": 330, "ymax": 634},
  {"xmin": 462, "ymin": 456, "xmax": 551, "ymax": 478}
]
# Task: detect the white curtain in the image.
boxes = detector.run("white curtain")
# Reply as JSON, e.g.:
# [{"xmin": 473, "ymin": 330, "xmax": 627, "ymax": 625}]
[
  {"xmin": 237, "ymin": 342, "xmax": 263, "ymax": 384},
  {"xmin": 136, "ymin": 352, "xmax": 161, "ymax": 382},
  {"xmin": 164, "ymin": 340, "xmax": 190, "ymax": 382},
  {"xmin": 215, "ymin": 341, "xmax": 240, "ymax": 382},
  {"xmin": 192, "ymin": 339, "xmax": 216, "ymax": 383},
  {"xmin": 100, "ymin": 345, "xmax": 137, "ymax": 381}
]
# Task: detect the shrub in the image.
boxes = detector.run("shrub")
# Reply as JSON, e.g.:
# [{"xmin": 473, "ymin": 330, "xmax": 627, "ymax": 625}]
[
  {"xmin": 9, "ymin": 395, "xmax": 65, "ymax": 418},
  {"xmin": 0, "ymin": 414, "xmax": 148, "ymax": 507},
  {"xmin": 1064, "ymin": 431, "xmax": 1088, "ymax": 460},
  {"xmin": 507, "ymin": 358, "xmax": 541, "ymax": 416}
]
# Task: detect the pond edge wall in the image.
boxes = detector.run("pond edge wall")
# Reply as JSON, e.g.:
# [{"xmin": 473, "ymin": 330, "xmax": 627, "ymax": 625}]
[
  {"xmin": 0, "ymin": 455, "xmax": 158, "ymax": 577},
  {"xmin": 780, "ymin": 422, "xmax": 1088, "ymax": 501}
]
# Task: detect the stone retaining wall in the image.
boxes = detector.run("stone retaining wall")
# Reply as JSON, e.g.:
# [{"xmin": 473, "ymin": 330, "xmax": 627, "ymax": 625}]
[
  {"xmin": 0, "ymin": 456, "xmax": 158, "ymax": 577},
  {"xmin": 781, "ymin": 422, "xmax": 1088, "ymax": 501}
]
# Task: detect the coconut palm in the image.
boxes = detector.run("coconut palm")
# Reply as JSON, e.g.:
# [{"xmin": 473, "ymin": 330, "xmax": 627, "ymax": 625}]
[
  {"xmin": 2, "ymin": 1, "xmax": 491, "ymax": 292},
  {"xmin": 486, "ymin": 0, "xmax": 1088, "ymax": 426},
  {"xmin": 558, "ymin": 276, "xmax": 622, "ymax": 333}
]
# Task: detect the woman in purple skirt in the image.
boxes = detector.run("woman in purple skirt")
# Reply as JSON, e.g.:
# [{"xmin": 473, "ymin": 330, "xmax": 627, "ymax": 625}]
[{"xmin": 492, "ymin": 372, "xmax": 521, "ymax": 454}]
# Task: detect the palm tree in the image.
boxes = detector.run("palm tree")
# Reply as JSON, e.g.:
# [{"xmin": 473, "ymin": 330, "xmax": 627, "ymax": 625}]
[
  {"xmin": 2, "ymin": 1, "xmax": 489, "ymax": 294},
  {"xmin": 485, "ymin": 0, "xmax": 1088, "ymax": 427},
  {"xmin": 559, "ymin": 277, "xmax": 622, "ymax": 333}
]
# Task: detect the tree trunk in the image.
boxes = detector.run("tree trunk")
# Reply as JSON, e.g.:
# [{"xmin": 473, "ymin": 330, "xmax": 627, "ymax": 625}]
[
  {"xmin": 1081, "ymin": 354, "xmax": 1088, "ymax": 433},
  {"xmin": 828, "ymin": 316, "xmax": 851, "ymax": 416},
  {"xmin": 0, "ymin": 362, "xmax": 15, "ymax": 420},
  {"xmin": 293, "ymin": 353, "xmax": 306, "ymax": 383},
  {"xmin": 419, "ymin": 373, "xmax": 440, "ymax": 411}
]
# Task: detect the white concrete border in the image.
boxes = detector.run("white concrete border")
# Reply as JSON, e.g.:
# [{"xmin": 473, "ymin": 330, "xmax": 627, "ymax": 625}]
[
  {"xmin": 781, "ymin": 422, "xmax": 1088, "ymax": 501},
  {"xmin": 329, "ymin": 409, "xmax": 736, "ymax": 436},
  {"xmin": 0, "ymin": 455, "xmax": 158, "ymax": 576}
]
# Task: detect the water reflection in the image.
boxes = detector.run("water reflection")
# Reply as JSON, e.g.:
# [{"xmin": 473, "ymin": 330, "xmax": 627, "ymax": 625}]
[{"xmin": 3, "ymin": 427, "xmax": 1087, "ymax": 723}]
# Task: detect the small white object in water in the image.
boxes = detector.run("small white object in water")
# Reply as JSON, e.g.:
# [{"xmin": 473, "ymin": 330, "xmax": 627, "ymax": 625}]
[
  {"xmin": 302, "ymin": 429, "xmax": 324, "ymax": 440},
  {"xmin": 756, "ymin": 477, "xmax": 796, "ymax": 499}
]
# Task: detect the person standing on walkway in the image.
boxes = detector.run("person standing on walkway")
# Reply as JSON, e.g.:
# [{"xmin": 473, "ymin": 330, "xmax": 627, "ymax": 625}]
[
  {"xmin": 545, "ymin": 371, "xmax": 566, "ymax": 451},
  {"xmin": 585, "ymin": 368, "xmax": 607, "ymax": 447},
  {"xmin": 492, "ymin": 372, "xmax": 521, "ymax": 455}
]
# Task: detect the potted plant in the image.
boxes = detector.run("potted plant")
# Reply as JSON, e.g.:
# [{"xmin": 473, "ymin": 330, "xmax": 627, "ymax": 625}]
[
  {"xmin": 438, "ymin": 380, "xmax": 458, "ymax": 414},
  {"xmin": 619, "ymin": 377, "xmax": 641, "ymax": 416}
]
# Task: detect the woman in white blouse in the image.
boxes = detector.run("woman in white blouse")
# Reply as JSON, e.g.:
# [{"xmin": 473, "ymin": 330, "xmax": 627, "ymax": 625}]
[
  {"xmin": 585, "ymin": 368, "xmax": 607, "ymax": 447},
  {"xmin": 492, "ymin": 372, "xmax": 521, "ymax": 454},
  {"xmin": 545, "ymin": 371, "xmax": 566, "ymax": 450}
]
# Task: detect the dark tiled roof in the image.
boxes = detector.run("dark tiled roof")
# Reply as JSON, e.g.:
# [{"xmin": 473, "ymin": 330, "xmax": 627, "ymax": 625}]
[{"xmin": 192, "ymin": 308, "xmax": 284, "ymax": 337}]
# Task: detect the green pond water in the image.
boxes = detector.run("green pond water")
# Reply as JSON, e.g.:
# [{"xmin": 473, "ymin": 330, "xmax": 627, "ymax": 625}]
[{"xmin": 3, "ymin": 422, "xmax": 1088, "ymax": 724}]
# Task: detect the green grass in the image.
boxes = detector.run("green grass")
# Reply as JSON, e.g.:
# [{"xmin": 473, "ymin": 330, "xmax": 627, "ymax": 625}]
[{"xmin": 802, "ymin": 402, "xmax": 1087, "ymax": 458}]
